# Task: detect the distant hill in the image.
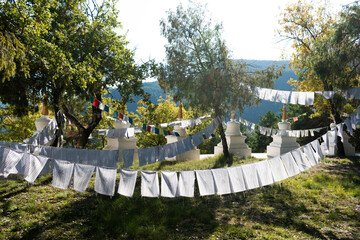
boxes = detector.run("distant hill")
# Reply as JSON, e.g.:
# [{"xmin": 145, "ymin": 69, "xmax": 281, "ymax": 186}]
[
  {"xmin": 241, "ymin": 60, "xmax": 297, "ymax": 123},
  {"xmin": 109, "ymin": 60, "xmax": 298, "ymax": 124}
]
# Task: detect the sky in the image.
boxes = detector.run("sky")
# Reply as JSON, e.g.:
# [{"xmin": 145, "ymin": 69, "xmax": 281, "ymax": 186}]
[{"xmin": 116, "ymin": 0, "xmax": 354, "ymax": 64}]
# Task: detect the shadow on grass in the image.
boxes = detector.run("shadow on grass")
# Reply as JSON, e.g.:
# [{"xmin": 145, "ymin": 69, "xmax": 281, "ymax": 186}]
[
  {"xmin": 19, "ymin": 182, "xmax": 221, "ymax": 240},
  {"xmin": 0, "ymin": 174, "xmax": 52, "ymax": 201},
  {"xmin": 5, "ymin": 157, "xmax": 360, "ymax": 239}
]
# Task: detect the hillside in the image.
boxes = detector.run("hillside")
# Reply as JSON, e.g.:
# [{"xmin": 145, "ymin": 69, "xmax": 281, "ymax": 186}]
[{"xmin": 109, "ymin": 60, "xmax": 298, "ymax": 123}]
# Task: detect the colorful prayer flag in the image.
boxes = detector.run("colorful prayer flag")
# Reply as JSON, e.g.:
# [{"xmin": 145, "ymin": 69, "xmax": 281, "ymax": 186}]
[
  {"xmin": 113, "ymin": 111, "xmax": 119, "ymax": 118},
  {"xmin": 119, "ymin": 112, "xmax": 124, "ymax": 120},
  {"xmin": 92, "ymin": 98, "xmax": 100, "ymax": 107},
  {"xmin": 146, "ymin": 125, "xmax": 151, "ymax": 132},
  {"xmin": 104, "ymin": 105, "xmax": 109, "ymax": 112},
  {"xmin": 129, "ymin": 117, "xmax": 133, "ymax": 124},
  {"xmin": 142, "ymin": 124, "xmax": 147, "ymax": 131},
  {"xmin": 155, "ymin": 128, "xmax": 159, "ymax": 135}
]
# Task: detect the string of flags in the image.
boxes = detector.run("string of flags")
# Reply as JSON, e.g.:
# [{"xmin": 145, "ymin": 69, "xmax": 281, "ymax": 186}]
[
  {"xmin": 0, "ymin": 120, "xmax": 336, "ymax": 198},
  {"xmin": 238, "ymin": 116, "xmax": 328, "ymax": 137},
  {"xmin": 1, "ymin": 106, "xmax": 359, "ymax": 197},
  {"xmin": 90, "ymin": 97, "xmax": 211, "ymax": 136},
  {"xmin": 241, "ymin": 84, "xmax": 360, "ymax": 105}
]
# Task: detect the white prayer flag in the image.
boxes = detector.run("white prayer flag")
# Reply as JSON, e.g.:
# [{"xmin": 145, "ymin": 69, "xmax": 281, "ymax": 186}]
[
  {"xmin": 141, "ymin": 171, "xmax": 160, "ymax": 197},
  {"xmin": 280, "ymin": 152, "xmax": 300, "ymax": 177},
  {"xmin": 337, "ymin": 123, "xmax": 344, "ymax": 143},
  {"xmin": 290, "ymin": 92, "xmax": 299, "ymax": 104},
  {"xmin": 196, "ymin": 169, "xmax": 216, "ymax": 196},
  {"xmin": 302, "ymin": 144, "xmax": 317, "ymax": 166},
  {"xmin": 241, "ymin": 163, "xmax": 260, "ymax": 190},
  {"xmin": 227, "ymin": 166, "xmax": 247, "ymax": 193},
  {"xmin": 118, "ymin": 169, "xmax": 137, "ymax": 197},
  {"xmin": 290, "ymin": 148, "xmax": 311, "ymax": 171},
  {"xmin": 161, "ymin": 171, "xmax": 179, "ymax": 198},
  {"xmin": 52, "ymin": 160, "xmax": 74, "ymax": 190},
  {"xmin": 254, "ymin": 160, "xmax": 274, "ymax": 187},
  {"xmin": 268, "ymin": 156, "xmax": 288, "ymax": 182},
  {"xmin": 211, "ymin": 168, "xmax": 231, "ymax": 195},
  {"xmin": 310, "ymin": 139, "xmax": 324, "ymax": 161},
  {"xmin": 73, "ymin": 163, "xmax": 95, "ymax": 193},
  {"xmin": 23, "ymin": 153, "xmax": 49, "ymax": 184},
  {"xmin": 177, "ymin": 171, "xmax": 195, "ymax": 197},
  {"xmin": 94, "ymin": 167, "xmax": 117, "ymax": 196},
  {"xmin": 2, "ymin": 148, "xmax": 24, "ymax": 178}
]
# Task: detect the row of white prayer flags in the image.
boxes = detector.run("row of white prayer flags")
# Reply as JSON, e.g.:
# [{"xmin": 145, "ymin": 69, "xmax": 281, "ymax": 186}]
[
  {"xmin": 254, "ymin": 87, "xmax": 314, "ymax": 105},
  {"xmin": 257, "ymin": 126, "xmax": 327, "ymax": 137},
  {"xmin": 23, "ymin": 117, "xmax": 58, "ymax": 146},
  {"xmin": 0, "ymin": 135, "xmax": 323, "ymax": 197},
  {"xmin": 1, "ymin": 107, "xmax": 358, "ymax": 197},
  {"xmin": 124, "ymin": 118, "xmax": 219, "ymax": 168},
  {"xmin": 238, "ymin": 116, "xmax": 327, "ymax": 137},
  {"xmin": 252, "ymin": 86, "xmax": 360, "ymax": 105},
  {"xmin": 0, "ymin": 119, "xmax": 219, "ymax": 177}
]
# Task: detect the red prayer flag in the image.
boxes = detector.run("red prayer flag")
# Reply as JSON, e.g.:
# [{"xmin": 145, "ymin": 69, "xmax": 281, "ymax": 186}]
[
  {"xmin": 119, "ymin": 112, "xmax": 124, "ymax": 120},
  {"xmin": 293, "ymin": 116, "xmax": 298, "ymax": 122},
  {"xmin": 146, "ymin": 125, "xmax": 151, "ymax": 132},
  {"xmin": 92, "ymin": 98, "xmax": 100, "ymax": 107},
  {"xmin": 167, "ymin": 130, "xmax": 172, "ymax": 135}
]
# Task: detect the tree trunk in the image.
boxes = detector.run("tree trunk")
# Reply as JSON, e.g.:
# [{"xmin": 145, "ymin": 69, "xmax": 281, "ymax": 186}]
[
  {"xmin": 62, "ymin": 96, "xmax": 102, "ymax": 149},
  {"xmin": 50, "ymin": 99, "xmax": 61, "ymax": 147},
  {"xmin": 217, "ymin": 116, "xmax": 232, "ymax": 165}
]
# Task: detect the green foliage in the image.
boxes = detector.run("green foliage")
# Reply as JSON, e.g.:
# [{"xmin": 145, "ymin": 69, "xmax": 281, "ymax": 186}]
[
  {"xmin": 0, "ymin": 0, "xmax": 154, "ymax": 148},
  {"xmin": 134, "ymin": 96, "xmax": 194, "ymax": 148},
  {"xmin": 245, "ymin": 111, "xmax": 280, "ymax": 153},
  {"xmin": 185, "ymin": 117, "xmax": 220, "ymax": 154},
  {"xmin": 0, "ymin": 105, "xmax": 41, "ymax": 142},
  {"xmin": 278, "ymin": 1, "xmax": 360, "ymax": 123}
]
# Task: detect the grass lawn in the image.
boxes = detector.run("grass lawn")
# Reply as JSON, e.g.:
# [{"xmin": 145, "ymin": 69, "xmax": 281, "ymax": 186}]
[{"xmin": 0, "ymin": 155, "xmax": 359, "ymax": 239}]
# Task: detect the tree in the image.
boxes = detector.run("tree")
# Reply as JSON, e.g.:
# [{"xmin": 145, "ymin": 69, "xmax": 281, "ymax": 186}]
[
  {"xmin": 135, "ymin": 95, "xmax": 193, "ymax": 148},
  {"xmin": 278, "ymin": 0, "xmax": 360, "ymax": 156},
  {"xmin": 0, "ymin": 105, "xmax": 41, "ymax": 142},
  {"xmin": 0, "ymin": 0, "xmax": 153, "ymax": 148},
  {"xmin": 159, "ymin": 2, "xmax": 282, "ymax": 163},
  {"xmin": 246, "ymin": 111, "xmax": 280, "ymax": 153}
]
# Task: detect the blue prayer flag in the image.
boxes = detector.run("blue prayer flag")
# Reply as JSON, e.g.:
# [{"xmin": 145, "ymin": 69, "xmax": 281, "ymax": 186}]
[{"xmin": 113, "ymin": 110, "xmax": 119, "ymax": 118}]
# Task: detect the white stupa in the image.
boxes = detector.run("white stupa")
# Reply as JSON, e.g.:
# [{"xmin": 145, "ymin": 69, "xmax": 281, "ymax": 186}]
[
  {"xmin": 35, "ymin": 97, "xmax": 51, "ymax": 131},
  {"xmin": 267, "ymin": 104, "xmax": 300, "ymax": 158},
  {"xmin": 165, "ymin": 100, "xmax": 200, "ymax": 161},
  {"xmin": 214, "ymin": 109, "xmax": 251, "ymax": 158},
  {"xmin": 104, "ymin": 110, "xmax": 139, "ymax": 162}
]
